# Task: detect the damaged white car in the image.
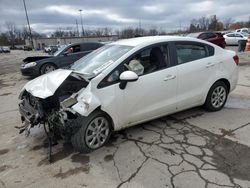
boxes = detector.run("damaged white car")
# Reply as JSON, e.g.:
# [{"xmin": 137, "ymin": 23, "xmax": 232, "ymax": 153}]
[{"xmin": 18, "ymin": 36, "xmax": 239, "ymax": 155}]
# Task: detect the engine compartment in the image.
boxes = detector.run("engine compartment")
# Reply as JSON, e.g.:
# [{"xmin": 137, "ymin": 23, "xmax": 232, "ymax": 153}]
[{"xmin": 18, "ymin": 74, "xmax": 89, "ymax": 138}]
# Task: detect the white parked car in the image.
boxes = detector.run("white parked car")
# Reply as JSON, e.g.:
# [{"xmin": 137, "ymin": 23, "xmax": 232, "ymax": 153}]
[
  {"xmin": 235, "ymin": 28, "xmax": 249, "ymax": 34},
  {"xmin": 18, "ymin": 36, "xmax": 239, "ymax": 153},
  {"xmin": 224, "ymin": 32, "xmax": 248, "ymax": 45}
]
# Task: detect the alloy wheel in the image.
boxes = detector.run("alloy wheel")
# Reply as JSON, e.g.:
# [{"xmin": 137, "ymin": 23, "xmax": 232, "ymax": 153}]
[
  {"xmin": 44, "ymin": 64, "xmax": 55, "ymax": 73},
  {"xmin": 85, "ymin": 117, "xmax": 110, "ymax": 149},
  {"xmin": 211, "ymin": 86, "xmax": 227, "ymax": 109}
]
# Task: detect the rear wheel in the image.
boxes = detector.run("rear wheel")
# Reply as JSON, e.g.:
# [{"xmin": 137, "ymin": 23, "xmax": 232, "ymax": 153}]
[
  {"xmin": 204, "ymin": 81, "xmax": 228, "ymax": 111},
  {"xmin": 40, "ymin": 63, "xmax": 56, "ymax": 75},
  {"xmin": 71, "ymin": 111, "xmax": 112, "ymax": 153}
]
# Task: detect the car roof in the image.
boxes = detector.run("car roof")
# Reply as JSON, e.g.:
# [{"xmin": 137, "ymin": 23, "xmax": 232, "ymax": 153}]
[
  {"xmin": 69, "ymin": 42, "xmax": 102, "ymax": 46},
  {"xmin": 186, "ymin": 32, "xmax": 202, "ymax": 38},
  {"xmin": 112, "ymin": 35, "xmax": 207, "ymax": 47}
]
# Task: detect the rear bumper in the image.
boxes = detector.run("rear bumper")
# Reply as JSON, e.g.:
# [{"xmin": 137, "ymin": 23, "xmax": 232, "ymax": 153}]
[{"xmin": 230, "ymin": 67, "xmax": 239, "ymax": 92}]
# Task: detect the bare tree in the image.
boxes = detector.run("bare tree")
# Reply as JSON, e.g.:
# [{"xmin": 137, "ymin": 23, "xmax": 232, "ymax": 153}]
[
  {"xmin": 198, "ymin": 16, "xmax": 209, "ymax": 30},
  {"xmin": 103, "ymin": 27, "xmax": 112, "ymax": 36},
  {"xmin": 5, "ymin": 21, "xmax": 17, "ymax": 47},
  {"xmin": 224, "ymin": 18, "xmax": 233, "ymax": 30}
]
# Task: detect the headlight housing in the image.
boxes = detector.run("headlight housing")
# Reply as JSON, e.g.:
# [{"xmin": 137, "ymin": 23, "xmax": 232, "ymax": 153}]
[{"xmin": 23, "ymin": 62, "xmax": 37, "ymax": 68}]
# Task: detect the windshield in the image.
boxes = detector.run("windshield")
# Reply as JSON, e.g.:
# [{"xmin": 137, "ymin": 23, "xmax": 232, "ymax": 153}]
[
  {"xmin": 71, "ymin": 44, "xmax": 133, "ymax": 76},
  {"xmin": 53, "ymin": 45, "xmax": 68, "ymax": 56}
]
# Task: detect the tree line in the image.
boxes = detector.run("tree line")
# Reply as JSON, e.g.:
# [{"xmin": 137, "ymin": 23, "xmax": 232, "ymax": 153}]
[{"xmin": 0, "ymin": 15, "xmax": 250, "ymax": 47}]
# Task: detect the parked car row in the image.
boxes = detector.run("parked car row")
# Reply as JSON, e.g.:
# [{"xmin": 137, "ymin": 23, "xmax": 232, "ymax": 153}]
[
  {"xmin": 235, "ymin": 28, "xmax": 249, "ymax": 34},
  {"xmin": 19, "ymin": 36, "xmax": 239, "ymax": 154},
  {"xmin": 0, "ymin": 46, "xmax": 10, "ymax": 53},
  {"xmin": 187, "ymin": 29, "xmax": 250, "ymax": 47},
  {"xmin": 44, "ymin": 45, "xmax": 59, "ymax": 54},
  {"xmin": 187, "ymin": 32, "xmax": 226, "ymax": 48},
  {"xmin": 223, "ymin": 32, "xmax": 249, "ymax": 45}
]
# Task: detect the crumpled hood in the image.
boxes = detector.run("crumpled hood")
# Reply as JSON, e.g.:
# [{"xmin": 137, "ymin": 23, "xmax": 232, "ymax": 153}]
[{"xmin": 24, "ymin": 69, "xmax": 73, "ymax": 99}]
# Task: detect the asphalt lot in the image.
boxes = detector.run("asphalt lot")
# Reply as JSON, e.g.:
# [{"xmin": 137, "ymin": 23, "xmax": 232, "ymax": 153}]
[{"xmin": 0, "ymin": 48, "xmax": 250, "ymax": 188}]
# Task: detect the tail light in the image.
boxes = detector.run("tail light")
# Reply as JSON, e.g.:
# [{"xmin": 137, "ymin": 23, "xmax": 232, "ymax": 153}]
[{"xmin": 233, "ymin": 55, "xmax": 239, "ymax": 65}]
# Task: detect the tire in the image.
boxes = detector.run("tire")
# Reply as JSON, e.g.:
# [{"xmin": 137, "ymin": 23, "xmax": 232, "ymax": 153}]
[
  {"xmin": 204, "ymin": 81, "xmax": 229, "ymax": 112},
  {"xmin": 71, "ymin": 111, "xmax": 112, "ymax": 153},
  {"xmin": 40, "ymin": 63, "xmax": 56, "ymax": 75}
]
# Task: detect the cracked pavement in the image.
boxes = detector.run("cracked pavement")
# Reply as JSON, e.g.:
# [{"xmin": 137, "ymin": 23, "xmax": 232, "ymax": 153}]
[{"xmin": 0, "ymin": 49, "xmax": 250, "ymax": 188}]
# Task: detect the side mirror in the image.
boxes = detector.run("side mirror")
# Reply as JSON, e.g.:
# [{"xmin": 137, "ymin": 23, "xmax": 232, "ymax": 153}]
[{"xmin": 119, "ymin": 71, "xmax": 138, "ymax": 90}]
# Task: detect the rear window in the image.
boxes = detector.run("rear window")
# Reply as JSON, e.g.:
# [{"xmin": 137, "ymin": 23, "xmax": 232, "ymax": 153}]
[{"xmin": 175, "ymin": 43, "xmax": 210, "ymax": 64}]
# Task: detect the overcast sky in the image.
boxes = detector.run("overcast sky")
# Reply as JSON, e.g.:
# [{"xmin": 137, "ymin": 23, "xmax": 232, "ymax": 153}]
[{"xmin": 0, "ymin": 0, "xmax": 249, "ymax": 33}]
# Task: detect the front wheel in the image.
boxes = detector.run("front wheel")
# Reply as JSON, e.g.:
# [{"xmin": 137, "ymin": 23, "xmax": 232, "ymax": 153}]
[
  {"xmin": 71, "ymin": 111, "xmax": 112, "ymax": 153},
  {"xmin": 40, "ymin": 63, "xmax": 56, "ymax": 75},
  {"xmin": 204, "ymin": 81, "xmax": 228, "ymax": 111}
]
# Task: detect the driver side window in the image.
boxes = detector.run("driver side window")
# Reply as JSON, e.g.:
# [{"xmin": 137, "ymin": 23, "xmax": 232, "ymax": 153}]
[
  {"xmin": 99, "ymin": 44, "xmax": 169, "ymax": 88},
  {"xmin": 65, "ymin": 45, "xmax": 81, "ymax": 54}
]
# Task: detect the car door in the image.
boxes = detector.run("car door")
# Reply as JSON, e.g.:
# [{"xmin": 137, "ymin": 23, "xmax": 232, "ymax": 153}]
[
  {"xmin": 225, "ymin": 34, "xmax": 235, "ymax": 45},
  {"xmin": 206, "ymin": 33, "xmax": 217, "ymax": 43},
  {"xmin": 174, "ymin": 41, "xmax": 216, "ymax": 110},
  {"xmin": 99, "ymin": 43, "xmax": 178, "ymax": 128},
  {"xmin": 235, "ymin": 34, "xmax": 244, "ymax": 44}
]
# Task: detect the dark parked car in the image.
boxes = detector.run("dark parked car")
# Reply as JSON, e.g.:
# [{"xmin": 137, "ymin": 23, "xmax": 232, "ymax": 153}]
[
  {"xmin": 24, "ymin": 46, "xmax": 32, "ymax": 51},
  {"xmin": 20, "ymin": 42, "xmax": 104, "ymax": 76},
  {"xmin": 187, "ymin": 32, "xmax": 226, "ymax": 48}
]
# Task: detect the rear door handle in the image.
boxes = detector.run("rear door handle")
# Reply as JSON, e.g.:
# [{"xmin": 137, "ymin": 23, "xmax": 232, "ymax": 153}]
[
  {"xmin": 206, "ymin": 62, "xmax": 215, "ymax": 68},
  {"xmin": 164, "ymin": 75, "xmax": 176, "ymax": 81}
]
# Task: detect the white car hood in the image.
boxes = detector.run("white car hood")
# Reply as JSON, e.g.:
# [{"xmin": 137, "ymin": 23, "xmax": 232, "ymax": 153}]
[{"xmin": 24, "ymin": 69, "xmax": 73, "ymax": 99}]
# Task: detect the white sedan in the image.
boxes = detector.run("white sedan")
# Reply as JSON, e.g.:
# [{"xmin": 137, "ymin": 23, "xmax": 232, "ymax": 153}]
[
  {"xmin": 224, "ymin": 32, "xmax": 248, "ymax": 45},
  {"xmin": 19, "ymin": 36, "xmax": 239, "ymax": 152}
]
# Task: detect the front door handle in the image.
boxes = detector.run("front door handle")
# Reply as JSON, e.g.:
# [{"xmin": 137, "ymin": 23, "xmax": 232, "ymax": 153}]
[
  {"xmin": 206, "ymin": 62, "xmax": 215, "ymax": 68},
  {"xmin": 164, "ymin": 75, "xmax": 176, "ymax": 81}
]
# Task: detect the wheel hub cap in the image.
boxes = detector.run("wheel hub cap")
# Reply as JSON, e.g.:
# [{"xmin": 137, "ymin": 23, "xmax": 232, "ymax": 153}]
[
  {"xmin": 45, "ymin": 65, "xmax": 55, "ymax": 73},
  {"xmin": 85, "ymin": 117, "xmax": 110, "ymax": 149},
  {"xmin": 211, "ymin": 86, "xmax": 226, "ymax": 108}
]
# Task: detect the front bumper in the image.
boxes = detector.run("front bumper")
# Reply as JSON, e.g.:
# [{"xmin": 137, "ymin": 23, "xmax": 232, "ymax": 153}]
[{"xmin": 20, "ymin": 65, "xmax": 40, "ymax": 76}]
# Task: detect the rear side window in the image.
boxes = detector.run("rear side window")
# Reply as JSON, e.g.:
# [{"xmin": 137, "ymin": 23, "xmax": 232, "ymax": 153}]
[
  {"xmin": 72, "ymin": 45, "xmax": 81, "ymax": 53},
  {"xmin": 235, "ymin": 34, "xmax": 243, "ymax": 38},
  {"xmin": 198, "ymin": 33, "xmax": 207, "ymax": 40},
  {"xmin": 227, "ymin": 34, "xmax": 235, "ymax": 37},
  {"xmin": 81, "ymin": 43, "xmax": 98, "ymax": 51},
  {"xmin": 175, "ymin": 43, "xmax": 209, "ymax": 64},
  {"xmin": 206, "ymin": 33, "xmax": 216, "ymax": 39}
]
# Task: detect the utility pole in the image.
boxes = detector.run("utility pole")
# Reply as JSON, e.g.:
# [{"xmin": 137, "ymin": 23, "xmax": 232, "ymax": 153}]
[
  {"xmin": 179, "ymin": 21, "xmax": 182, "ymax": 34},
  {"xmin": 76, "ymin": 19, "xmax": 79, "ymax": 37},
  {"xmin": 139, "ymin": 19, "xmax": 142, "ymax": 36},
  {"xmin": 79, "ymin": 9, "xmax": 84, "ymax": 37},
  {"xmin": 23, "ymin": 0, "xmax": 34, "ymax": 49}
]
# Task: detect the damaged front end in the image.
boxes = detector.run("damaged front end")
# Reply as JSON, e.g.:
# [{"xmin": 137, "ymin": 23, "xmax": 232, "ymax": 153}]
[{"xmin": 18, "ymin": 69, "xmax": 90, "ymax": 161}]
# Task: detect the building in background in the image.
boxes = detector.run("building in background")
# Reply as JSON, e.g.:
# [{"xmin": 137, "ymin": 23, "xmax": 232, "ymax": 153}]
[{"xmin": 25, "ymin": 35, "xmax": 118, "ymax": 50}]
